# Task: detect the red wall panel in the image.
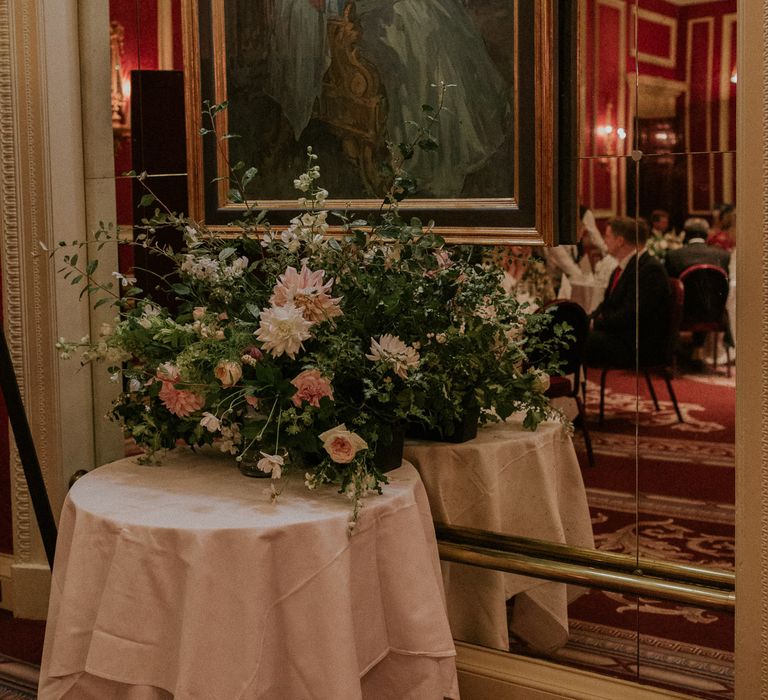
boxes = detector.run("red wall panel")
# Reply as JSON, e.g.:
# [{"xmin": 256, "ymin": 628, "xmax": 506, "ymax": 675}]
[{"xmin": 582, "ymin": 0, "xmax": 736, "ymax": 220}]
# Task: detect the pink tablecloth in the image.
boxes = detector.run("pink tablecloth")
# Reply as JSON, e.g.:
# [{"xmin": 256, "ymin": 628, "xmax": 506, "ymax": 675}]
[
  {"xmin": 38, "ymin": 451, "xmax": 459, "ymax": 700},
  {"xmin": 404, "ymin": 420, "xmax": 594, "ymax": 652}
]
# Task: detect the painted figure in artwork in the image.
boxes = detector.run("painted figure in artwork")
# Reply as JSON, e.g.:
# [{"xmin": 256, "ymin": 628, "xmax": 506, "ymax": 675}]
[{"xmin": 224, "ymin": 0, "xmax": 515, "ymax": 200}]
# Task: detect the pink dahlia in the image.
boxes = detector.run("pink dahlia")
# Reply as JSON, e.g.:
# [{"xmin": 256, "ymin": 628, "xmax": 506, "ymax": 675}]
[
  {"xmin": 255, "ymin": 303, "xmax": 313, "ymax": 359},
  {"xmin": 270, "ymin": 265, "xmax": 342, "ymax": 324},
  {"xmin": 158, "ymin": 381, "xmax": 205, "ymax": 417},
  {"xmin": 365, "ymin": 334, "xmax": 420, "ymax": 379}
]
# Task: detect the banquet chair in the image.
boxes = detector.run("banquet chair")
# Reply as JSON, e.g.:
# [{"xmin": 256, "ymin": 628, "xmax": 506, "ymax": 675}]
[
  {"xmin": 592, "ymin": 277, "xmax": 685, "ymax": 426},
  {"xmin": 541, "ymin": 300, "xmax": 595, "ymax": 467},
  {"xmin": 678, "ymin": 264, "xmax": 732, "ymax": 377},
  {"xmin": 0, "ymin": 328, "xmax": 57, "ymax": 569}
]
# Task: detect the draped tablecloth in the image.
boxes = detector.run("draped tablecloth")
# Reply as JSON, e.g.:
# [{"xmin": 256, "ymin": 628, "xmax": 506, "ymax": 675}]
[
  {"xmin": 38, "ymin": 451, "xmax": 459, "ymax": 700},
  {"xmin": 404, "ymin": 420, "xmax": 594, "ymax": 653}
]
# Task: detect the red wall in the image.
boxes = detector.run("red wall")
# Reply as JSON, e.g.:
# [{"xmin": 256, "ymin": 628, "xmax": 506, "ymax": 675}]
[
  {"xmin": 110, "ymin": 0, "xmax": 184, "ymax": 231},
  {"xmin": 581, "ymin": 0, "xmax": 736, "ymax": 225}
]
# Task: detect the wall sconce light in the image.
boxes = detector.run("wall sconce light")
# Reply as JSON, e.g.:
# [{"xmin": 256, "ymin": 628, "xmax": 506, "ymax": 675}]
[
  {"xmin": 595, "ymin": 125, "xmax": 627, "ymax": 142},
  {"xmin": 110, "ymin": 21, "xmax": 130, "ymax": 141}
]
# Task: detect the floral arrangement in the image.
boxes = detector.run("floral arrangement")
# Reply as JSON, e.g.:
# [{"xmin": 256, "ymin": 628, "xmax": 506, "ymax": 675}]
[
  {"xmin": 53, "ymin": 95, "xmax": 565, "ymax": 518},
  {"xmin": 646, "ymin": 229, "xmax": 684, "ymax": 260}
]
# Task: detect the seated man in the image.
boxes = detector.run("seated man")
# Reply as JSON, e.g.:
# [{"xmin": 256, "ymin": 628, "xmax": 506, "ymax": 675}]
[
  {"xmin": 584, "ymin": 216, "xmax": 671, "ymax": 368},
  {"xmin": 665, "ymin": 217, "xmax": 730, "ymax": 278},
  {"xmin": 665, "ymin": 217, "xmax": 731, "ymax": 367}
]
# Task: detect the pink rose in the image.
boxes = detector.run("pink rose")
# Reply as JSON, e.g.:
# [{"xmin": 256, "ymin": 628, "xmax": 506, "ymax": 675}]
[
  {"xmin": 156, "ymin": 362, "xmax": 181, "ymax": 383},
  {"xmin": 214, "ymin": 360, "xmax": 242, "ymax": 387},
  {"xmin": 291, "ymin": 369, "xmax": 334, "ymax": 408},
  {"xmin": 319, "ymin": 424, "xmax": 368, "ymax": 464}
]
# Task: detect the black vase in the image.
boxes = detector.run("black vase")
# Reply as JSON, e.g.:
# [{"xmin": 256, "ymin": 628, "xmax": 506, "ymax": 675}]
[
  {"xmin": 407, "ymin": 405, "xmax": 481, "ymax": 443},
  {"xmin": 372, "ymin": 423, "xmax": 406, "ymax": 472}
]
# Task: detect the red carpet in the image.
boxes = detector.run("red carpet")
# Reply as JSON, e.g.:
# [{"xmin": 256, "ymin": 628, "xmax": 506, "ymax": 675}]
[
  {"xmin": 512, "ymin": 368, "xmax": 735, "ymax": 699},
  {"xmin": 0, "ymin": 611, "xmax": 44, "ymax": 666}
]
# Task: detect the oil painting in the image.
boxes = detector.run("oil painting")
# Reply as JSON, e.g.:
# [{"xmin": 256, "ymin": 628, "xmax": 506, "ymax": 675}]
[{"xmin": 184, "ymin": 0, "xmax": 556, "ymax": 243}]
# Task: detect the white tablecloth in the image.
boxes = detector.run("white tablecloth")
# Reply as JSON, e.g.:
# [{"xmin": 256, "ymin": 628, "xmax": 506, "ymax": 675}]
[
  {"xmin": 559, "ymin": 277, "xmax": 605, "ymax": 314},
  {"xmin": 404, "ymin": 420, "xmax": 594, "ymax": 652},
  {"xmin": 38, "ymin": 451, "xmax": 459, "ymax": 700}
]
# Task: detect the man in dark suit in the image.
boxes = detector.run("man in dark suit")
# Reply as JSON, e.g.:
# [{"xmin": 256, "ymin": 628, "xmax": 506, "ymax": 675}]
[
  {"xmin": 665, "ymin": 218, "xmax": 731, "ymax": 366},
  {"xmin": 665, "ymin": 217, "xmax": 730, "ymax": 278},
  {"xmin": 584, "ymin": 216, "xmax": 671, "ymax": 368}
]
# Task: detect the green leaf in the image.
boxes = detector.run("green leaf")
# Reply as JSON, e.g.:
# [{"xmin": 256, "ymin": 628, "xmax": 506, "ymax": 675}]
[
  {"xmin": 398, "ymin": 143, "xmax": 415, "ymax": 160},
  {"xmin": 242, "ymin": 166, "xmax": 258, "ymax": 187},
  {"xmin": 70, "ymin": 253, "xmax": 78, "ymax": 267},
  {"xmin": 421, "ymin": 104, "xmax": 435, "ymax": 112},
  {"xmin": 219, "ymin": 247, "xmax": 236, "ymax": 261},
  {"xmin": 85, "ymin": 259, "xmax": 98, "ymax": 275},
  {"xmin": 417, "ymin": 136, "xmax": 439, "ymax": 151},
  {"xmin": 94, "ymin": 297, "xmax": 113, "ymax": 309},
  {"xmin": 171, "ymin": 283, "xmax": 191, "ymax": 296},
  {"xmin": 139, "ymin": 194, "xmax": 156, "ymax": 208}
]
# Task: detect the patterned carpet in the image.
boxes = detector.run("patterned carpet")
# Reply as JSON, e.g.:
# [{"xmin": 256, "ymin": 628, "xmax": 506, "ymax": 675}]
[{"xmin": 512, "ymin": 368, "xmax": 735, "ymax": 699}]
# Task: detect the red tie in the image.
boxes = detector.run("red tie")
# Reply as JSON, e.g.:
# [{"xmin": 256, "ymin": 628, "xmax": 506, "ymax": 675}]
[{"xmin": 608, "ymin": 266, "xmax": 622, "ymax": 294}]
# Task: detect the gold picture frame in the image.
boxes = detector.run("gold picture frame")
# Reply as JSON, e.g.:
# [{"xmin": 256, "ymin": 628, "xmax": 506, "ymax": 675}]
[{"xmin": 182, "ymin": 0, "xmax": 555, "ymax": 245}]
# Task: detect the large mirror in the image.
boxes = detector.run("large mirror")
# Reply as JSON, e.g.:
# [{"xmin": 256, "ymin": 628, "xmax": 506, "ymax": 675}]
[{"xmin": 546, "ymin": 0, "xmax": 735, "ymax": 696}]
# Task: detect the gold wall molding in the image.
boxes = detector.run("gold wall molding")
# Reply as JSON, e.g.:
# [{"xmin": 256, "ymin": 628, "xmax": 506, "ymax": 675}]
[
  {"xmin": 720, "ymin": 12, "xmax": 737, "ymax": 202},
  {"xmin": 0, "ymin": 0, "xmax": 55, "ymax": 570},
  {"xmin": 0, "ymin": 0, "xmax": 104, "ymax": 618},
  {"xmin": 631, "ymin": 6, "xmax": 678, "ymax": 69},
  {"xmin": 734, "ymin": 0, "xmax": 767, "ymax": 694}
]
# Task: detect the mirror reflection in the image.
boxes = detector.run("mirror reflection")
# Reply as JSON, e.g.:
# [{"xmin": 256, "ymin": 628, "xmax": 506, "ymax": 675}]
[{"xmin": 532, "ymin": 1, "xmax": 735, "ymax": 696}]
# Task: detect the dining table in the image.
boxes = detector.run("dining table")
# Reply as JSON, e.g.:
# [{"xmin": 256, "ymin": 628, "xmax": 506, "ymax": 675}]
[
  {"xmin": 404, "ymin": 418, "xmax": 595, "ymax": 653},
  {"xmin": 37, "ymin": 449, "xmax": 460, "ymax": 700}
]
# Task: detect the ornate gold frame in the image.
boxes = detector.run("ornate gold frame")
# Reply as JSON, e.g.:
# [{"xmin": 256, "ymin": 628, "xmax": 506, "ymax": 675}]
[{"xmin": 181, "ymin": 0, "xmax": 555, "ymax": 245}]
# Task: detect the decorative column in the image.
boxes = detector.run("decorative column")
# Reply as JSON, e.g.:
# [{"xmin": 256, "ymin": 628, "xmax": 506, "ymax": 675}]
[{"xmin": 0, "ymin": 0, "xmax": 105, "ymax": 619}]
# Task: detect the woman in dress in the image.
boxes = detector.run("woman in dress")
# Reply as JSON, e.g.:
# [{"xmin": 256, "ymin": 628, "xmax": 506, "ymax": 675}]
[
  {"xmin": 707, "ymin": 203, "xmax": 736, "ymax": 252},
  {"xmin": 267, "ymin": 0, "xmax": 512, "ymax": 197}
]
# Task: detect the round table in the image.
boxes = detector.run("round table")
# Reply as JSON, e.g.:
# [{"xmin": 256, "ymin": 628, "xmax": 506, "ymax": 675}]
[
  {"xmin": 38, "ymin": 450, "xmax": 459, "ymax": 699},
  {"xmin": 404, "ymin": 419, "xmax": 594, "ymax": 652}
]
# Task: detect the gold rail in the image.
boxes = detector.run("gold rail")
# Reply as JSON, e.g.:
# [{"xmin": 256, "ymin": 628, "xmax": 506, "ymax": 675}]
[{"xmin": 435, "ymin": 524, "xmax": 734, "ymax": 612}]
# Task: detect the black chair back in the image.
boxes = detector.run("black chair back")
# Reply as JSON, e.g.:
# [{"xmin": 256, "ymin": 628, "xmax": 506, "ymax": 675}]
[
  {"xmin": 678, "ymin": 264, "xmax": 729, "ymax": 326},
  {"xmin": 542, "ymin": 300, "xmax": 589, "ymax": 378},
  {"xmin": 662, "ymin": 277, "xmax": 686, "ymax": 367}
]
